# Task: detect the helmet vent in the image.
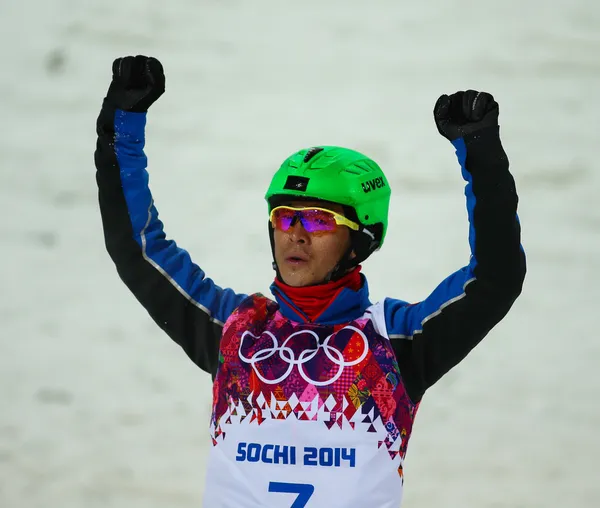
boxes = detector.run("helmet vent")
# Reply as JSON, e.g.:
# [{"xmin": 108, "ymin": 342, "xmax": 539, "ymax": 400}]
[
  {"xmin": 343, "ymin": 167, "xmax": 364, "ymax": 175},
  {"xmin": 303, "ymin": 147, "xmax": 324, "ymax": 163},
  {"xmin": 343, "ymin": 161, "xmax": 372, "ymax": 175}
]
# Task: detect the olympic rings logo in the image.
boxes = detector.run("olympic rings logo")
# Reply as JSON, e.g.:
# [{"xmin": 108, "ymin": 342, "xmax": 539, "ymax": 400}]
[{"xmin": 238, "ymin": 326, "xmax": 369, "ymax": 386}]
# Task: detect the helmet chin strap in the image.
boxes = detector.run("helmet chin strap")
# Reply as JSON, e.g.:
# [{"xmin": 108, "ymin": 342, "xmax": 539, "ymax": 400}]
[
  {"xmin": 268, "ymin": 222, "xmax": 285, "ymax": 282},
  {"xmin": 324, "ymin": 245, "xmax": 358, "ymax": 283},
  {"xmin": 326, "ymin": 226, "xmax": 377, "ymax": 282}
]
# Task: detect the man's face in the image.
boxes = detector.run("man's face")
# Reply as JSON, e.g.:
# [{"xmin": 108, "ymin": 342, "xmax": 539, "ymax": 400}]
[{"xmin": 273, "ymin": 200, "xmax": 352, "ymax": 287}]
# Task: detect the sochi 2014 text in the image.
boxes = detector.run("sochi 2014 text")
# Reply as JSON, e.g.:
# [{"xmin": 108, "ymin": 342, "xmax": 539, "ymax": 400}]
[{"xmin": 235, "ymin": 442, "xmax": 356, "ymax": 467}]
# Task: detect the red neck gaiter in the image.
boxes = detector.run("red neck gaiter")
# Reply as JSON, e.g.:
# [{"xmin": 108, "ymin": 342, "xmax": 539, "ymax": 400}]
[{"xmin": 274, "ymin": 266, "xmax": 363, "ymax": 322}]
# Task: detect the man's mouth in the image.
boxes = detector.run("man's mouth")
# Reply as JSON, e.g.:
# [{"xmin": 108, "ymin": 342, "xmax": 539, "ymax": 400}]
[{"xmin": 286, "ymin": 254, "xmax": 309, "ymax": 264}]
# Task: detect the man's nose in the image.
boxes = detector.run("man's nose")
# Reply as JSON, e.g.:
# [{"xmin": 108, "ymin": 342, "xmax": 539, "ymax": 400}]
[{"xmin": 288, "ymin": 219, "xmax": 309, "ymax": 243}]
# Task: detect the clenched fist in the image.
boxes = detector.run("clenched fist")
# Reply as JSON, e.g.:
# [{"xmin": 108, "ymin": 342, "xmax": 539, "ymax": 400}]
[
  {"xmin": 434, "ymin": 90, "xmax": 499, "ymax": 141},
  {"xmin": 105, "ymin": 55, "xmax": 165, "ymax": 113}
]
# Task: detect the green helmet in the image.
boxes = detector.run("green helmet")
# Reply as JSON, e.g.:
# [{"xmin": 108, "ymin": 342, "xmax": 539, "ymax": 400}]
[{"xmin": 265, "ymin": 146, "xmax": 391, "ymax": 252}]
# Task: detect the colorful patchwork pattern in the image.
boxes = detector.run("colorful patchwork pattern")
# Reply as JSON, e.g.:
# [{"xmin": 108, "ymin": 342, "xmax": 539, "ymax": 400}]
[{"xmin": 210, "ymin": 294, "xmax": 419, "ymax": 465}]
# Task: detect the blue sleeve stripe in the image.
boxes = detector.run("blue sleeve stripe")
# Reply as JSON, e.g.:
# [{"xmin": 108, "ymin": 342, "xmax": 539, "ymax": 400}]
[
  {"xmin": 385, "ymin": 263, "xmax": 477, "ymax": 339},
  {"xmin": 389, "ymin": 276, "xmax": 477, "ymax": 338},
  {"xmin": 113, "ymin": 109, "xmax": 246, "ymax": 325},
  {"xmin": 419, "ymin": 278, "xmax": 475, "ymax": 327},
  {"xmin": 452, "ymin": 137, "xmax": 476, "ymax": 253},
  {"xmin": 386, "ymin": 274, "xmax": 477, "ymax": 339}
]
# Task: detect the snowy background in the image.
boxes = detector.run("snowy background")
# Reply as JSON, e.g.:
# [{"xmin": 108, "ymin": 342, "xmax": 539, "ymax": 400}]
[{"xmin": 1, "ymin": 0, "xmax": 599, "ymax": 507}]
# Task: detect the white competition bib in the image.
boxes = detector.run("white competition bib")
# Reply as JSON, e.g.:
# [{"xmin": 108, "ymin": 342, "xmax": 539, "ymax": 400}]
[{"xmin": 203, "ymin": 297, "xmax": 418, "ymax": 508}]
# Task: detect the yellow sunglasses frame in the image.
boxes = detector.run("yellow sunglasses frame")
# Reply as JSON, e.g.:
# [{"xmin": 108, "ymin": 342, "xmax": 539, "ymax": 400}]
[{"xmin": 269, "ymin": 206, "xmax": 360, "ymax": 232}]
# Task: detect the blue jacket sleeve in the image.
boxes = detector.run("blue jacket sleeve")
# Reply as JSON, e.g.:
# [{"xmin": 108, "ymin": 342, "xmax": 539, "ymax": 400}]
[
  {"xmin": 384, "ymin": 126, "xmax": 526, "ymax": 403},
  {"xmin": 95, "ymin": 103, "xmax": 248, "ymax": 376}
]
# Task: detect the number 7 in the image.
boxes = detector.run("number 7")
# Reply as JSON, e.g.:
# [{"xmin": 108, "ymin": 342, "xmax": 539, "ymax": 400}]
[{"xmin": 268, "ymin": 481, "xmax": 315, "ymax": 508}]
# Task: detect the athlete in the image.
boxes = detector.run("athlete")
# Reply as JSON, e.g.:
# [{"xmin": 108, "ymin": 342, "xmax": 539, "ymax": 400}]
[{"xmin": 95, "ymin": 55, "xmax": 526, "ymax": 507}]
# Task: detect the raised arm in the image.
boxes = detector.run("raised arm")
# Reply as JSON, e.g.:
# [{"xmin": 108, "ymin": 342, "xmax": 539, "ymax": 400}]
[
  {"xmin": 94, "ymin": 55, "xmax": 247, "ymax": 376},
  {"xmin": 385, "ymin": 91, "xmax": 526, "ymax": 404}
]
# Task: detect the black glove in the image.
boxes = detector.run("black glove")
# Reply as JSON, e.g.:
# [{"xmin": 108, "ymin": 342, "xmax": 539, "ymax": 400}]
[
  {"xmin": 434, "ymin": 90, "xmax": 499, "ymax": 141},
  {"xmin": 105, "ymin": 55, "xmax": 165, "ymax": 112}
]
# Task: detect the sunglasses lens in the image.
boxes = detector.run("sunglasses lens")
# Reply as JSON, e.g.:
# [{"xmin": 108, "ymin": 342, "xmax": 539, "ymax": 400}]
[
  {"xmin": 272, "ymin": 208, "xmax": 295, "ymax": 231},
  {"xmin": 300, "ymin": 209, "xmax": 337, "ymax": 233},
  {"xmin": 271, "ymin": 207, "xmax": 338, "ymax": 233}
]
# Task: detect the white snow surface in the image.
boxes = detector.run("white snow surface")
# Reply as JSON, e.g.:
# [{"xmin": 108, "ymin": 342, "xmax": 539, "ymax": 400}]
[{"xmin": 1, "ymin": 0, "xmax": 599, "ymax": 507}]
